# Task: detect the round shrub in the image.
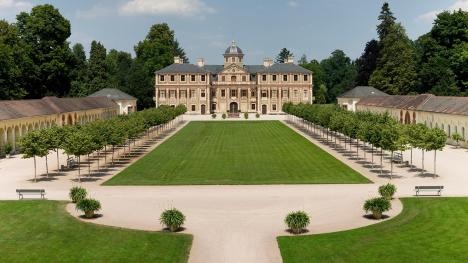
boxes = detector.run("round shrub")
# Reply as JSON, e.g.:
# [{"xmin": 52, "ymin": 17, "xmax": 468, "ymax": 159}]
[
  {"xmin": 76, "ymin": 198, "xmax": 101, "ymax": 219},
  {"xmin": 69, "ymin": 186, "xmax": 87, "ymax": 203},
  {"xmin": 222, "ymin": 113, "xmax": 227, "ymax": 119},
  {"xmin": 378, "ymin": 183, "xmax": 397, "ymax": 200},
  {"xmin": 255, "ymin": 113, "xmax": 260, "ymax": 118},
  {"xmin": 285, "ymin": 211, "xmax": 310, "ymax": 234},
  {"xmin": 160, "ymin": 208, "xmax": 186, "ymax": 232},
  {"xmin": 4, "ymin": 143, "xmax": 13, "ymax": 156},
  {"xmin": 244, "ymin": 112, "xmax": 249, "ymax": 119},
  {"xmin": 363, "ymin": 197, "xmax": 391, "ymax": 219},
  {"xmin": 211, "ymin": 113, "xmax": 217, "ymax": 119}
]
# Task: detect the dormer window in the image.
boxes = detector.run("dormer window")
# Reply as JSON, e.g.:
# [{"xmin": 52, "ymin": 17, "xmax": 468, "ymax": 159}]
[
  {"xmin": 272, "ymin": 75, "xmax": 277, "ymax": 81},
  {"xmin": 304, "ymin": 75, "xmax": 308, "ymax": 81},
  {"xmin": 201, "ymin": 75, "xmax": 206, "ymax": 81},
  {"xmin": 262, "ymin": 75, "xmax": 267, "ymax": 81},
  {"xmin": 242, "ymin": 76, "xmax": 246, "ymax": 82},
  {"xmin": 181, "ymin": 75, "xmax": 185, "ymax": 81},
  {"xmin": 170, "ymin": 75, "xmax": 175, "ymax": 82},
  {"xmin": 160, "ymin": 75, "xmax": 165, "ymax": 81},
  {"xmin": 191, "ymin": 75, "xmax": 196, "ymax": 81},
  {"xmin": 283, "ymin": 75, "xmax": 288, "ymax": 81},
  {"xmin": 294, "ymin": 75, "xmax": 298, "ymax": 81},
  {"xmin": 231, "ymin": 76, "xmax": 236, "ymax": 82}
]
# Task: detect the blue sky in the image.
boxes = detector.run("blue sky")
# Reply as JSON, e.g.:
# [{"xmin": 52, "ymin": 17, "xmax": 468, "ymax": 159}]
[{"xmin": 1, "ymin": 0, "xmax": 466, "ymax": 64}]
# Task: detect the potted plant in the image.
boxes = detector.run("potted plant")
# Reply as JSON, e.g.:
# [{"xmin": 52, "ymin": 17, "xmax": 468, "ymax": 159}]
[
  {"xmin": 255, "ymin": 113, "xmax": 260, "ymax": 118},
  {"xmin": 244, "ymin": 112, "xmax": 249, "ymax": 119},
  {"xmin": 222, "ymin": 113, "xmax": 227, "ymax": 119},
  {"xmin": 378, "ymin": 183, "xmax": 397, "ymax": 200},
  {"xmin": 69, "ymin": 186, "xmax": 87, "ymax": 203},
  {"xmin": 285, "ymin": 210, "xmax": 310, "ymax": 234},
  {"xmin": 211, "ymin": 113, "xmax": 217, "ymax": 119},
  {"xmin": 160, "ymin": 208, "xmax": 185, "ymax": 232},
  {"xmin": 76, "ymin": 198, "xmax": 101, "ymax": 219},
  {"xmin": 363, "ymin": 197, "xmax": 391, "ymax": 219},
  {"xmin": 4, "ymin": 143, "xmax": 13, "ymax": 158}
]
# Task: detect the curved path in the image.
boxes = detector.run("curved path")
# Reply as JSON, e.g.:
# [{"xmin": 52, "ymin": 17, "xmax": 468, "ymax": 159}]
[{"xmin": 1, "ymin": 116, "xmax": 467, "ymax": 262}]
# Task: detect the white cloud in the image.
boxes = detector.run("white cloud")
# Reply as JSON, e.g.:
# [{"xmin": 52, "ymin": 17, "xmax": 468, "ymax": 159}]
[
  {"xmin": 288, "ymin": 1, "xmax": 298, "ymax": 8},
  {"xmin": 417, "ymin": 0, "xmax": 468, "ymax": 22},
  {"xmin": 119, "ymin": 0, "xmax": 215, "ymax": 16},
  {"xmin": 76, "ymin": 4, "xmax": 114, "ymax": 20},
  {"xmin": 0, "ymin": 0, "xmax": 32, "ymax": 21}
]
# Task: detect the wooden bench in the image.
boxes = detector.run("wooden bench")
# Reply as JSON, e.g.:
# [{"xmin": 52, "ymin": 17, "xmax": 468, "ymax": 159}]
[
  {"xmin": 415, "ymin": 186, "xmax": 443, "ymax": 196},
  {"xmin": 16, "ymin": 189, "xmax": 46, "ymax": 199}
]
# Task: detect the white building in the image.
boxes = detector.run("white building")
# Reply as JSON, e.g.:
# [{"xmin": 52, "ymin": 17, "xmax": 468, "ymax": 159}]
[{"xmin": 337, "ymin": 86, "xmax": 388, "ymax": 112}]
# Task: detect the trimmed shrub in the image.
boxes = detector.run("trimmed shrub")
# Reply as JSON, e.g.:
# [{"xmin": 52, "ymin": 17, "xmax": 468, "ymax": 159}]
[
  {"xmin": 76, "ymin": 198, "xmax": 101, "ymax": 219},
  {"xmin": 160, "ymin": 208, "xmax": 185, "ymax": 232},
  {"xmin": 4, "ymin": 143, "xmax": 13, "ymax": 156},
  {"xmin": 69, "ymin": 186, "xmax": 87, "ymax": 203},
  {"xmin": 378, "ymin": 183, "xmax": 397, "ymax": 200},
  {"xmin": 285, "ymin": 211, "xmax": 310, "ymax": 234},
  {"xmin": 211, "ymin": 113, "xmax": 217, "ymax": 119},
  {"xmin": 364, "ymin": 197, "xmax": 391, "ymax": 219},
  {"xmin": 222, "ymin": 113, "xmax": 227, "ymax": 119},
  {"xmin": 255, "ymin": 113, "xmax": 260, "ymax": 118},
  {"xmin": 244, "ymin": 112, "xmax": 249, "ymax": 119}
]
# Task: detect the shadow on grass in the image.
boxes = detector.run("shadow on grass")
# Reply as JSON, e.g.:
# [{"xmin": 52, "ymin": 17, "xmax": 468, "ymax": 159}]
[
  {"xmin": 363, "ymin": 214, "xmax": 391, "ymax": 220},
  {"xmin": 78, "ymin": 213, "xmax": 104, "ymax": 220}
]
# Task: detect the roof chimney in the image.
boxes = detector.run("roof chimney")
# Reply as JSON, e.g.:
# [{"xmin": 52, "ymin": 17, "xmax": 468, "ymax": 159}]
[
  {"xmin": 197, "ymin": 58, "xmax": 205, "ymax": 67},
  {"xmin": 263, "ymin": 58, "xmax": 273, "ymax": 67},
  {"xmin": 285, "ymin": 55, "xmax": 294, "ymax": 64},
  {"xmin": 174, "ymin": 56, "xmax": 183, "ymax": 64}
]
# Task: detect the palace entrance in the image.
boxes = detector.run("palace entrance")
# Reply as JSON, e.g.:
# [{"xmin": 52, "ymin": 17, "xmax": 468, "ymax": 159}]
[
  {"xmin": 261, "ymin": 105, "xmax": 267, "ymax": 114},
  {"xmin": 201, "ymin": 105, "xmax": 206, "ymax": 115},
  {"xmin": 229, "ymin": 102, "xmax": 238, "ymax": 113}
]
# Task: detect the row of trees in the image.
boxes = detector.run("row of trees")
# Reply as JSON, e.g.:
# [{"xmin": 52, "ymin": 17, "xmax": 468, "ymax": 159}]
[
  {"xmin": 20, "ymin": 105, "xmax": 186, "ymax": 182},
  {"xmin": 283, "ymin": 103, "xmax": 447, "ymax": 178},
  {"xmin": 0, "ymin": 4, "xmax": 187, "ymax": 109},
  {"xmin": 293, "ymin": 3, "xmax": 467, "ymax": 103}
]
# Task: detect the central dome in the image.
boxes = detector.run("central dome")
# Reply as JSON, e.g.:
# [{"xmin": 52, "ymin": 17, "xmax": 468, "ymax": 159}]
[{"xmin": 225, "ymin": 40, "xmax": 243, "ymax": 55}]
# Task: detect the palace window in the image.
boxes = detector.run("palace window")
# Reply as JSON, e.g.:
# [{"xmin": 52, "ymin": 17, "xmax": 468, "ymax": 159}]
[
  {"xmin": 304, "ymin": 75, "xmax": 308, "ymax": 81},
  {"xmin": 181, "ymin": 75, "xmax": 186, "ymax": 81},
  {"xmin": 241, "ymin": 90, "xmax": 247, "ymax": 97},
  {"xmin": 261, "ymin": 90, "xmax": 268, "ymax": 98},
  {"xmin": 201, "ymin": 75, "xmax": 206, "ymax": 81},
  {"xmin": 242, "ymin": 76, "xmax": 246, "ymax": 82},
  {"xmin": 251, "ymin": 104, "xmax": 256, "ymax": 110},
  {"xmin": 201, "ymin": 90, "xmax": 206, "ymax": 98},
  {"xmin": 159, "ymin": 90, "xmax": 166, "ymax": 98},
  {"xmin": 272, "ymin": 75, "xmax": 277, "ymax": 81},
  {"xmin": 271, "ymin": 90, "xmax": 277, "ymax": 98},
  {"xmin": 191, "ymin": 75, "xmax": 196, "ymax": 81},
  {"xmin": 303, "ymin": 90, "xmax": 308, "ymax": 98},
  {"xmin": 231, "ymin": 76, "xmax": 237, "ymax": 82},
  {"xmin": 180, "ymin": 90, "xmax": 186, "ymax": 98},
  {"xmin": 272, "ymin": 104, "xmax": 277, "ymax": 111},
  {"xmin": 160, "ymin": 75, "xmax": 165, "ymax": 81},
  {"xmin": 190, "ymin": 90, "xmax": 195, "ymax": 98},
  {"xmin": 211, "ymin": 90, "xmax": 216, "ymax": 97},
  {"xmin": 282, "ymin": 90, "xmax": 288, "ymax": 98},
  {"xmin": 283, "ymin": 75, "xmax": 288, "ymax": 81},
  {"xmin": 293, "ymin": 90, "xmax": 298, "ymax": 97},
  {"xmin": 225, "ymin": 57, "xmax": 228, "ymax": 62},
  {"xmin": 262, "ymin": 75, "xmax": 267, "ymax": 81},
  {"xmin": 191, "ymin": 105, "xmax": 196, "ymax": 111},
  {"xmin": 170, "ymin": 90, "xmax": 176, "ymax": 98},
  {"xmin": 170, "ymin": 75, "xmax": 175, "ymax": 82},
  {"xmin": 230, "ymin": 89, "xmax": 237, "ymax": 97},
  {"xmin": 294, "ymin": 75, "xmax": 298, "ymax": 81},
  {"xmin": 221, "ymin": 89, "xmax": 226, "ymax": 97},
  {"xmin": 211, "ymin": 103, "xmax": 216, "ymax": 110},
  {"xmin": 222, "ymin": 76, "xmax": 226, "ymax": 81},
  {"xmin": 251, "ymin": 91, "xmax": 256, "ymax": 97},
  {"xmin": 231, "ymin": 57, "xmax": 235, "ymax": 62}
]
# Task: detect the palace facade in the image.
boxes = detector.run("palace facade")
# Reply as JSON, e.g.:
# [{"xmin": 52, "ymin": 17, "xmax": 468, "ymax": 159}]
[{"xmin": 154, "ymin": 42, "xmax": 313, "ymax": 115}]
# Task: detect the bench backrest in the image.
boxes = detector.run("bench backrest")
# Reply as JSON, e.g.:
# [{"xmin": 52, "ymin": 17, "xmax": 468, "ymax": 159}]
[
  {"xmin": 415, "ymin": 186, "xmax": 443, "ymax": 190},
  {"xmin": 16, "ymin": 189, "xmax": 45, "ymax": 193}
]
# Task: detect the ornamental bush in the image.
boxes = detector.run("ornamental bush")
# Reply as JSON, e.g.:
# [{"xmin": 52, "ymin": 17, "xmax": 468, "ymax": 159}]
[
  {"xmin": 160, "ymin": 208, "xmax": 186, "ymax": 232},
  {"xmin": 363, "ymin": 197, "xmax": 391, "ymax": 219},
  {"xmin": 255, "ymin": 113, "xmax": 260, "ymax": 118},
  {"xmin": 222, "ymin": 113, "xmax": 227, "ymax": 119},
  {"xmin": 285, "ymin": 211, "xmax": 310, "ymax": 234},
  {"xmin": 244, "ymin": 112, "xmax": 249, "ymax": 119},
  {"xmin": 211, "ymin": 113, "xmax": 217, "ymax": 119},
  {"xmin": 69, "ymin": 186, "xmax": 87, "ymax": 203},
  {"xmin": 378, "ymin": 183, "xmax": 397, "ymax": 200},
  {"xmin": 76, "ymin": 198, "xmax": 101, "ymax": 219},
  {"xmin": 4, "ymin": 143, "xmax": 13, "ymax": 156}
]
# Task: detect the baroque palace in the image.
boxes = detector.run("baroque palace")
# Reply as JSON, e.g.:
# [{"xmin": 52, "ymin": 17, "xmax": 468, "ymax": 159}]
[{"xmin": 154, "ymin": 41, "xmax": 313, "ymax": 115}]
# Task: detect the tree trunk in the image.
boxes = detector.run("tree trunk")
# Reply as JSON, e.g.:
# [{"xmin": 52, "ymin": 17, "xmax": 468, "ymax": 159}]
[
  {"xmin": 88, "ymin": 154, "xmax": 91, "ymax": 176},
  {"xmin": 421, "ymin": 150, "xmax": 425, "ymax": 176},
  {"xmin": 45, "ymin": 155, "xmax": 49, "ymax": 178},
  {"xmin": 77, "ymin": 156, "xmax": 81, "ymax": 182},
  {"xmin": 56, "ymin": 150, "xmax": 60, "ymax": 172},
  {"xmin": 371, "ymin": 145, "xmax": 374, "ymax": 168},
  {"xmin": 112, "ymin": 145, "xmax": 114, "ymax": 165},
  {"xmin": 390, "ymin": 151, "xmax": 394, "ymax": 179},
  {"xmin": 410, "ymin": 148, "xmax": 413, "ymax": 166},
  {"xmin": 380, "ymin": 148, "xmax": 383, "ymax": 175},
  {"xmin": 104, "ymin": 145, "xmax": 107, "ymax": 165},
  {"xmin": 356, "ymin": 140, "xmax": 359, "ymax": 158},
  {"xmin": 33, "ymin": 156, "xmax": 37, "ymax": 183},
  {"xmin": 97, "ymin": 149, "xmax": 100, "ymax": 174},
  {"xmin": 434, "ymin": 150, "xmax": 437, "ymax": 178}
]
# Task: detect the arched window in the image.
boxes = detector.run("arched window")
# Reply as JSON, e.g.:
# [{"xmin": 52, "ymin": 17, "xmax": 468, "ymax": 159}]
[
  {"xmin": 412, "ymin": 112, "xmax": 416, "ymax": 124},
  {"xmin": 231, "ymin": 76, "xmax": 236, "ymax": 82}
]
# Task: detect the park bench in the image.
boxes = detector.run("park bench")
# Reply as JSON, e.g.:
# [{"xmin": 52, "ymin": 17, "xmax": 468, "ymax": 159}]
[
  {"xmin": 415, "ymin": 186, "xmax": 443, "ymax": 196},
  {"xmin": 16, "ymin": 189, "xmax": 46, "ymax": 199},
  {"xmin": 391, "ymin": 152, "xmax": 409, "ymax": 165}
]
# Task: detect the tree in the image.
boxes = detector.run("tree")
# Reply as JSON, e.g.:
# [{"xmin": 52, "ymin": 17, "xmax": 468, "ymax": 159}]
[
  {"xmin": 276, "ymin": 48, "xmax": 293, "ymax": 63},
  {"xmin": 321, "ymin": 50, "xmax": 357, "ymax": 102},
  {"xmin": 355, "ymin": 39, "xmax": 379, "ymax": 86},
  {"xmin": 369, "ymin": 23, "xmax": 417, "ymax": 95},
  {"xmin": 377, "ymin": 2, "xmax": 396, "ymax": 41},
  {"xmin": 40, "ymin": 126, "xmax": 65, "ymax": 175},
  {"xmin": 16, "ymin": 4, "xmax": 74, "ymax": 98},
  {"xmin": 62, "ymin": 128, "xmax": 94, "ymax": 182},
  {"xmin": 106, "ymin": 49, "xmax": 134, "ymax": 92},
  {"xmin": 70, "ymin": 43, "xmax": 89, "ymax": 97},
  {"xmin": 19, "ymin": 130, "xmax": 48, "ymax": 182},
  {"xmin": 426, "ymin": 128, "xmax": 447, "ymax": 177},
  {"xmin": 86, "ymin": 41, "xmax": 109, "ymax": 95},
  {"xmin": 173, "ymin": 39, "xmax": 188, "ymax": 63},
  {"xmin": 300, "ymin": 59, "xmax": 327, "ymax": 103},
  {"xmin": 298, "ymin": 54, "xmax": 308, "ymax": 65},
  {"xmin": 452, "ymin": 133, "xmax": 462, "ymax": 148}
]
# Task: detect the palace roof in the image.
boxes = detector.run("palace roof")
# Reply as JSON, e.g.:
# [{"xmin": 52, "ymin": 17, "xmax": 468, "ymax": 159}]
[
  {"xmin": 89, "ymin": 88, "xmax": 136, "ymax": 101},
  {"xmin": 357, "ymin": 94, "xmax": 468, "ymax": 116},
  {"xmin": 155, "ymin": 63, "xmax": 312, "ymax": 74},
  {"xmin": 0, "ymin": 96, "xmax": 117, "ymax": 121}
]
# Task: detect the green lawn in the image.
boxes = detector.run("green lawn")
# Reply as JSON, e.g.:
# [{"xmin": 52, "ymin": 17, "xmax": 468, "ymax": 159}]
[
  {"xmin": 105, "ymin": 121, "xmax": 369, "ymax": 185},
  {"xmin": 277, "ymin": 198, "xmax": 468, "ymax": 263},
  {"xmin": 0, "ymin": 201, "xmax": 192, "ymax": 263}
]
